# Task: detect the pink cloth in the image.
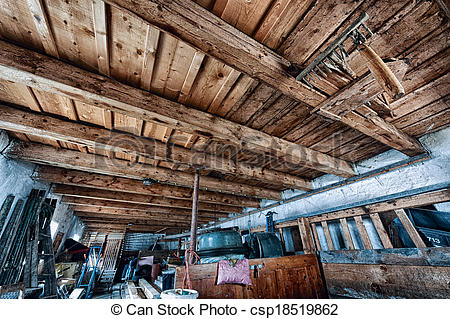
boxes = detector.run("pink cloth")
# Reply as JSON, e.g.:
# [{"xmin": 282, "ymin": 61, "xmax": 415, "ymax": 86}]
[
  {"xmin": 138, "ymin": 256, "xmax": 154, "ymax": 266},
  {"xmin": 216, "ymin": 259, "xmax": 252, "ymax": 285}
]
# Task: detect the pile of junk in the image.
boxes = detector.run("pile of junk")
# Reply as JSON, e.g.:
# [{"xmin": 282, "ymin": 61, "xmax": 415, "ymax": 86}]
[{"xmin": 197, "ymin": 211, "xmax": 284, "ymax": 263}]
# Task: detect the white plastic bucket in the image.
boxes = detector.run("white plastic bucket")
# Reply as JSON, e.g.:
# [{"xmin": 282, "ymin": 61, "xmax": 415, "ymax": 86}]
[{"xmin": 160, "ymin": 288, "xmax": 199, "ymax": 299}]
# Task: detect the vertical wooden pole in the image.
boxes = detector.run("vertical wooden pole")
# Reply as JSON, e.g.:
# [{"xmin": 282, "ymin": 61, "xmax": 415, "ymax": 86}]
[{"xmin": 189, "ymin": 169, "xmax": 200, "ymax": 263}]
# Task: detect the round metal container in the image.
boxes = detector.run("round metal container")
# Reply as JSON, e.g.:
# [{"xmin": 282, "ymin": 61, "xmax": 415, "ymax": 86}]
[
  {"xmin": 251, "ymin": 232, "xmax": 283, "ymax": 258},
  {"xmin": 197, "ymin": 230, "xmax": 245, "ymax": 257}
]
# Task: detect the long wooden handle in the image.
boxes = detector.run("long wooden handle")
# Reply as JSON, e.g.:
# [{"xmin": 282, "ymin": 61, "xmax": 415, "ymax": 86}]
[{"xmin": 358, "ymin": 43, "xmax": 405, "ymax": 100}]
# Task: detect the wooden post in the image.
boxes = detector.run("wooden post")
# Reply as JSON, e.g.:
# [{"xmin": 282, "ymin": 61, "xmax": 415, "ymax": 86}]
[
  {"xmin": 370, "ymin": 213, "xmax": 393, "ymax": 248},
  {"xmin": 354, "ymin": 215, "xmax": 373, "ymax": 249},
  {"xmin": 189, "ymin": 169, "xmax": 200, "ymax": 263},
  {"xmin": 310, "ymin": 223, "xmax": 322, "ymax": 251},
  {"xmin": 339, "ymin": 218, "xmax": 355, "ymax": 250},
  {"xmin": 297, "ymin": 218, "xmax": 315, "ymax": 254}
]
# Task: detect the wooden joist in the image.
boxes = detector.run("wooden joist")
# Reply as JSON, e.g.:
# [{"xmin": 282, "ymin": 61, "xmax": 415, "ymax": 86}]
[
  {"xmin": 102, "ymin": 0, "xmax": 424, "ymax": 158},
  {"xmin": 64, "ymin": 196, "xmax": 235, "ymax": 216},
  {"xmin": 0, "ymin": 104, "xmax": 312, "ymax": 190},
  {"xmin": 7, "ymin": 141, "xmax": 281, "ymax": 199},
  {"xmin": 37, "ymin": 166, "xmax": 261, "ymax": 207},
  {"xmin": 74, "ymin": 211, "xmax": 213, "ymax": 224},
  {"xmin": 72, "ymin": 205, "xmax": 227, "ymax": 220},
  {"xmin": 54, "ymin": 184, "xmax": 241, "ymax": 213},
  {"xmin": 0, "ymin": 40, "xmax": 355, "ymax": 178}
]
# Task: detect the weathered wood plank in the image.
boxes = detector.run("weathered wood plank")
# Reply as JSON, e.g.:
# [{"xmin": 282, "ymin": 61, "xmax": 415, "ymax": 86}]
[
  {"xmin": 138, "ymin": 279, "xmax": 160, "ymax": 299},
  {"xmin": 353, "ymin": 215, "xmax": 373, "ymax": 250},
  {"xmin": 54, "ymin": 184, "xmax": 241, "ymax": 213},
  {"xmin": 394, "ymin": 209, "xmax": 427, "ymax": 248},
  {"xmin": 62, "ymin": 195, "xmax": 236, "ymax": 215},
  {"xmin": 26, "ymin": 0, "xmax": 59, "ymax": 58},
  {"xmin": 310, "ymin": 222, "xmax": 321, "ymax": 251},
  {"xmin": 322, "ymin": 263, "xmax": 450, "ymax": 298},
  {"xmin": 370, "ymin": 213, "xmax": 393, "ymax": 249},
  {"xmin": 308, "ymin": 188, "xmax": 450, "ymax": 223},
  {"xmin": 319, "ymin": 247, "xmax": 450, "ymax": 267},
  {"xmin": 0, "ymin": 104, "xmax": 311, "ymax": 191}
]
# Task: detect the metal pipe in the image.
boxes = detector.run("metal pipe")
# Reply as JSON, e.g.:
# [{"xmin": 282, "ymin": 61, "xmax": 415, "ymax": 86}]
[{"xmin": 189, "ymin": 169, "xmax": 200, "ymax": 263}]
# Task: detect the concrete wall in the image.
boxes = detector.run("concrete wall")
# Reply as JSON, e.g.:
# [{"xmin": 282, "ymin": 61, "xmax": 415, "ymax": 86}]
[{"xmin": 217, "ymin": 127, "xmax": 450, "ymax": 233}]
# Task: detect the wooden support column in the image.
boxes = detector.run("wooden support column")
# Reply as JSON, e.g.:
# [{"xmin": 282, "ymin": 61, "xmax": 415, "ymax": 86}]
[
  {"xmin": 189, "ymin": 169, "xmax": 200, "ymax": 263},
  {"xmin": 394, "ymin": 209, "xmax": 426, "ymax": 248}
]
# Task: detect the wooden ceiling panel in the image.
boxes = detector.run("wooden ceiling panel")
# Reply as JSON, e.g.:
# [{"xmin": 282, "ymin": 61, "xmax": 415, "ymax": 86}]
[{"xmin": 45, "ymin": 0, "xmax": 98, "ymax": 70}]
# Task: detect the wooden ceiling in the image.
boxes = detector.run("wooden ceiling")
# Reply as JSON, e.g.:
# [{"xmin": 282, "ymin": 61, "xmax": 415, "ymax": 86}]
[{"xmin": 0, "ymin": 0, "xmax": 448, "ymax": 233}]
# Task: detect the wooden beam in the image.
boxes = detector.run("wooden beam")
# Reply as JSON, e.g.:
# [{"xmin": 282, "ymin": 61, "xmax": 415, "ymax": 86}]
[
  {"xmin": 54, "ymin": 184, "xmax": 242, "ymax": 213},
  {"xmin": 63, "ymin": 195, "xmax": 237, "ymax": 215},
  {"xmin": 102, "ymin": 0, "xmax": 423, "ymax": 158},
  {"xmin": 314, "ymin": 60, "xmax": 424, "ymax": 157},
  {"xmin": 73, "ymin": 206, "xmax": 221, "ymax": 219},
  {"xmin": 74, "ymin": 211, "xmax": 212, "ymax": 224},
  {"xmin": 26, "ymin": 0, "xmax": 59, "ymax": 57},
  {"xmin": 7, "ymin": 141, "xmax": 280, "ymax": 199},
  {"xmin": 310, "ymin": 223, "xmax": 321, "ymax": 251},
  {"xmin": 79, "ymin": 217, "xmax": 194, "ymax": 228},
  {"xmin": 0, "ymin": 104, "xmax": 312, "ymax": 190},
  {"xmin": 394, "ymin": 209, "xmax": 426, "ymax": 248},
  {"xmin": 36, "ymin": 166, "xmax": 261, "ymax": 207},
  {"xmin": 0, "ymin": 40, "xmax": 355, "ymax": 178},
  {"xmin": 92, "ymin": 0, "xmax": 110, "ymax": 76},
  {"xmin": 320, "ymin": 221, "xmax": 334, "ymax": 251}
]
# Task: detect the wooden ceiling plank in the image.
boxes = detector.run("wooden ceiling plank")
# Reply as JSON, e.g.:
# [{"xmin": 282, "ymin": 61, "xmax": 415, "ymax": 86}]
[
  {"xmin": 37, "ymin": 166, "xmax": 260, "ymax": 207},
  {"xmin": 140, "ymin": 25, "xmax": 160, "ymax": 91},
  {"xmin": 26, "ymin": 0, "xmax": 59, "ymax": 58},
  {"xmin": 7, "ymin": 141, "xmax": 281, "ymax": 199},
  {"xmin": 0, "ymin": 40, "xmax": 354, "ymax": 177},
  {"xmin": 73, "ymin": 205, "xmax": 224, "ymax": 219},
  {"xmin": 92, "ymin": 0, "xmax": 110, "ymax": 76}
]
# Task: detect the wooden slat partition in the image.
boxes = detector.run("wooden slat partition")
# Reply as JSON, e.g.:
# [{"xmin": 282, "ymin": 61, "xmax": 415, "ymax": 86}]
[{"xmin": 175, "ymin": 255, "xmax": 327, "ymax": 299}]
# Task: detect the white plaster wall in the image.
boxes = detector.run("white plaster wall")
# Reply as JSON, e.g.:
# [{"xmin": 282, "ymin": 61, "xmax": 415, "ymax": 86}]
[
  {"xmin": 0, "ymin": 130, "xmax": 49, "ymax": 236},
  {"xmin": 218, "ymin": 127, "xmax": 450, "ymax": 231}
]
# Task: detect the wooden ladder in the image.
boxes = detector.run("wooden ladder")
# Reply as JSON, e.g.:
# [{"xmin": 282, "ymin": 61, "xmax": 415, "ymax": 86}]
[{"xmin": 23, "ymin": 199, "xmax": 58, "ymax": 298}]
